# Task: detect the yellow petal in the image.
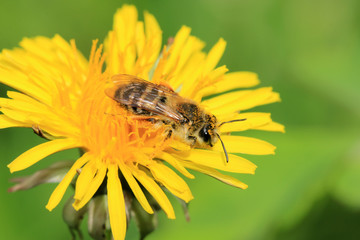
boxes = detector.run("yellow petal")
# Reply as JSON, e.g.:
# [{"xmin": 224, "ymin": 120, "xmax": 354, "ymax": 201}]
[
  {"xmin": 202, "ymin": 72, "xmax": 260, "ymax": 96},
  {"xmin": 262, "ymin": 92, "xmax": 281, "ymax": 105},
  {"xmin": 164, "ymin": 26, "xmax": 191, "ymax": 74},
  {"xmin": 203, "ymin": 38, "xmax": 226, "ymax": 74},
  {"xmin": 73, "ymin": 163, "xmax": 107, "ymax": 210},
  {"xmin": 157, "ymin": 152, "xmax": 195, "ymax": 179},
  {"xmin": 0, "ymin": 68, "xmax": 51, "ymax": 105},
  {"xmin": 202, "ymin": 90, "xmax": 250, "ymax": 110},
  {"xmin": 254, "ymin": 121, "xmax": 285, "ymax": 133},
  {"xmin": 1, "ymin": 106, "xmax": 79, "ymax": 138},
  {"xmin": 148, "ymin": 162, "xmax": 193, "ymax": 202},
  {"xmin": 21, "ymin": 36, "xmax": 87, "ymax": 91},
  {"xmin": 207, "ymin": 65, "xmax": 229, "ymax": 83},
  {"xmin": 0, "ymin": 108, "xmax": 41, "ymax": 123},
  {"xmin": 1, "ymin": 35, "xmax": 86, "ymax": 103},
  {"xmin": 46, "ymin": 153, "xmax": 90, "ymax": 211},
  {"xmin": 7, "ymin": 91, "xmax": 35, "ymax": 102},
  {"xmin": 104, "ymin": 31, "xmax": 119, "ymax": 74},
  {"xmin": 171, "ymin": 51, "xmax": 205, "ymax": 91},
  {"xmin": 179, "ymin": 39, "xmax": 227, "ymax": 98},
  {"xmin": 20, "ymin": 36, "xmax": 57, "ymax": 62},
  {"xmin": 131, "ymin": 166, "xmax": 175, "ymax": 219},
  {"xmin": 174, "ymin": 149, "xmax": 257, "ymax": 174},
  {"xmin": 144, "ymin": 11, "xmax": 162, "ymax": 57},
  {"xmin": 0, "ymin": 115, "xmax": 28, "ymax": 128},
  {"xmin": 107, "ymin": 164, "xmax": 126, "ymax": 240},
  {"xmin": 118, "ymin": 162, "xmax": 154, "ymax": 214},
  {"xmin": 112, "ymin": 5, "xmax": 138, "ymax": 74},
  {"xmin": 213, "ymin": 135, "xmax": 276, "ymax": 155},
  {"xmin": 182, "ymin": 161, "xmax": 248, "ymax": 189},
  {"xmin": 7, "ymin": 138, "xmax": 81, "ymax": 173},
  {"xmin": 191, "ymin": 65, "xmax": 229, "ymax": 102},
  {"xmin": 144, "ymin": 11, "xmax": 161, "ymax": 38},
  {"xmin": 7, "ymin": 91, "xmax": 50, "ymax": 111},
  {"xmin": 210, "ymin": 87, "xmax": 280, "ymax": 116},
  {"xmin": 168, "ymin": 140, "xmax": 191, "ymax": 151},
  {"xmin": 0, "ymin": 97, "xmax": 48, "ymax": 115},
  {"xmin": 74, "ymin": 161, "xmax": 97, "ymax": 200},
  {"xmin": 172, "ymin": 36, "xmax": 205, "ymax": 78},
  {"xmin": 132, "ymin": 10, "xmax": 163, "ymax": 79},
  {"xmin": 219, "ymin": 112, "xmax": 272, "ymax": 132},
  {"xmin": 135, "ymin": 21, "xmax": 146, "ymax": 58},
  {"xmin": 113, "ymin": 5, "xmax": 138, "ymax": 51}
]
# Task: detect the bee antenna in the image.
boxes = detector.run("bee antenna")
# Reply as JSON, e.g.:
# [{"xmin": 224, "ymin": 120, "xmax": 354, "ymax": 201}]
[
  {"xmin": 216, "ymin": 133, "xmax": 229, "ymax": 163},
  {"xmin": 218, "ymin": 118, "xmax": 246, "ymax": 128}
]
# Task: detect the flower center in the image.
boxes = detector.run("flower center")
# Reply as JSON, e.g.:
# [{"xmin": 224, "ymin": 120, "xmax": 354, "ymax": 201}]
[{"xmin": 77, "ymin": 71, "xmax": 169, "ymax": 166}]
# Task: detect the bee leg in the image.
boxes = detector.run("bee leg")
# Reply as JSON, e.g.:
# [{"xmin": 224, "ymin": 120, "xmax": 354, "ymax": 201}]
[
  {"xmin": 129, "ymin": 115, "xmax": 157, "ymax": 121},
  {"xmin": 150, "ymin": 129, "xmax": 173, "ymax": 159},
  {"xmin": 146, "ymin": 118, "xmax": 156, "ymax": 124},
  {"xmin": 165, "ymin": 129, "xmax": 173, "ymax": 141},
  {"xmin": 187, "ymin": 136, "xmax": 197, "ymax": 147}
]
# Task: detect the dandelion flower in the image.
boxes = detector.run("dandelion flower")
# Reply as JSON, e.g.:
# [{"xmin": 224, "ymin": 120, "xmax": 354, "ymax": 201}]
[{"xmin": 0, "ymin": 5, "xmax": 284, "ymax": 240}]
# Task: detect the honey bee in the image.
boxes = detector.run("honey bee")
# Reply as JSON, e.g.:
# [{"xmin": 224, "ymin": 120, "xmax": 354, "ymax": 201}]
[{"xmin": 105, "ymin": 74, "xmax": 245, "ymax": 162}]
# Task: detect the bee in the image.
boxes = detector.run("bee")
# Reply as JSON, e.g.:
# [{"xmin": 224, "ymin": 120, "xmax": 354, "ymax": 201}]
[{"xmin": 105, "ymin": 74, "xmax": 245, "ymax": 163}]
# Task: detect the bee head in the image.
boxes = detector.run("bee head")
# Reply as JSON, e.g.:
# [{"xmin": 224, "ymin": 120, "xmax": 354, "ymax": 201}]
[
  {"xmin": 199, "ymin": 121, "xmax": 228, "ymax": 163},
  {"xmin": 199, "ymin": 124, "xmax": 217, "ymax": 147},
  {"xmin": 199, "ymin": 114, "xmax": 218, "ymax": 147}
]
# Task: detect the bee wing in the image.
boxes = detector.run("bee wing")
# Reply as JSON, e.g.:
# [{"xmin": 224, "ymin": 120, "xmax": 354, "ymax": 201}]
[
  {"xmin": 106, "ymin": 74, "xmax": 185, "ymax": 122},
  {"xmin": 109, "ymin": 74, "xmax": 150, "ymax": 85}
]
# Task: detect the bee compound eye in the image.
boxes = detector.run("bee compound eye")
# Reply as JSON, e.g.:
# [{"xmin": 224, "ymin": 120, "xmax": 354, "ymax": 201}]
[{"xmin": 199, "ymin": 125, "xmax": 211, "ymax": 143}]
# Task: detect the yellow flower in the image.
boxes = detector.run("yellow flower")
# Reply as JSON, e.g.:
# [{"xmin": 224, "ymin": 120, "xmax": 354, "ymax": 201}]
[{"xmin": 0, "ymin": 5, "xmax": 284, "ymax": 240}]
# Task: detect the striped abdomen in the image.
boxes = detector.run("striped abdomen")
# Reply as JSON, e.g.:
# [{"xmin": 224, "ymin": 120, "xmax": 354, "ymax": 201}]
[{"xmin": 113, "ymin": 81, "xmax": 172, "ymax": 116}]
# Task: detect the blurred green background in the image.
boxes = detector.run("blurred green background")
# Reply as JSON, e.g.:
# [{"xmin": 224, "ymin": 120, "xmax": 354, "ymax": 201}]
[{"xmin": 1, "ymin": 0, "xmax": 360, "ymax": 239}]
